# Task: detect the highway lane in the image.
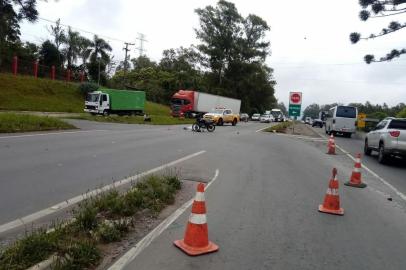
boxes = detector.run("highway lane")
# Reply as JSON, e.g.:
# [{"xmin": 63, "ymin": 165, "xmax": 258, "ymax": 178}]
[
  {"xmin": 121, "ymin": 126, "xmax": 406, "ymax": 270},
  {"xmin": 311, "ymin": 126, "xmax": 406, "ymax": 195},
  {"xmin": 0, "ymin": 121, "xmax": 262, "ymax": 225}
]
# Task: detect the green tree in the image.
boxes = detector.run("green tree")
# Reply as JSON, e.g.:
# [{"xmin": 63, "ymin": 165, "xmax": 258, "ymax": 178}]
[
  {"xmin": 350, "ymin": 0, "xmax": 406, "ymax": 63},
  {"xmin": 278, "ymin": 102, "xmax": 288, "ymax": 115},
  {"xmin": 77, "ymin": 36, "xmax": 92, "ymax": 69},
  {"xmin": 39, "ymin": 40, "xmax": 63, "ymax": 67},
  {"xmin": 131, "ymin": 55, "xmax": 157, "ymax": 71},
  {"xmin": 0, "ymin": 0, "xmax": 39, "ymax": 67},
  {"xmin": 62, "ymin": 27, "xmax": 81, "ymax": 69},
  {"xmin": 87, "ymin": 35, "xmax": 112, "ymax": 84},
  {"xmin": 194, "ymin": 0, "xmax": 275, "ymax": 112},
  {"xmin": 397, "ymin": 107, "xmax": 406, "ymax": 118},
  {"xmin": 303, "ymin": 103, "xmax": 321, "ymax": 119}
]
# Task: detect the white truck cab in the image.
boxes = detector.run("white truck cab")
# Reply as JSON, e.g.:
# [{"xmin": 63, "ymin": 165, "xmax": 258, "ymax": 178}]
[{"xmin": 84, "ymin": 91, "xmax": 110, "ymax": 115}]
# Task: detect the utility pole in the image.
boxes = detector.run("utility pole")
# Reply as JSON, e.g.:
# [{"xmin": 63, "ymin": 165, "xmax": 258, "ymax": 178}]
[
  {"xmin": 135, "ymin": 33, "xmax": 147, "ymax": 57},
  {"xmin": 123, "ymin": 42, "xmax": 135, "ymax": 72}
]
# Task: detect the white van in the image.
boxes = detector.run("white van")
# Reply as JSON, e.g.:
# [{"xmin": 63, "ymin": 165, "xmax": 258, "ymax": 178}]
[{"xmin": 325, "ymin": 106, "xmax": 358, "ymax": 138}]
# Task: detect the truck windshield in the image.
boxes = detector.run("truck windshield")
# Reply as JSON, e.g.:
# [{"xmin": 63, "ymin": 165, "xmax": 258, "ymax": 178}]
[
  {"xmin": 171, "ymin": 98, "xmax": 183, "ymax": 105},
  {"xmin": 271, "ymin": 111, "xmax": 281, "ymax": 118},
  {"xmin": 86, "ymin": 94, "xmax": 100, "ymax": 102},
  {"xmin": 388, "ymin": 120, "xmax": 406, "ymax": 130},
  {"xmin": 336, "ymin": 106, "xmax": 356, "ymax": 118}
]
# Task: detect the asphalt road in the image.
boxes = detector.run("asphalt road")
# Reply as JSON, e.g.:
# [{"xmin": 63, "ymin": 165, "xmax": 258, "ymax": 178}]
[
  {"xmin": 311, "ymin": 126, "xmax": 406, "ymax": 195},
  {"xmin": 1, "ymin": 120, "xmax": 406, "ymax": 269}
]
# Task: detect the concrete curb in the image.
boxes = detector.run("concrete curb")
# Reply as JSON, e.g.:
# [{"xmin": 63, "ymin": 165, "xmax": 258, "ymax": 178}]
[{"xmin": 26, "ymin": 255, "xmax": 58, "ymax": 270}]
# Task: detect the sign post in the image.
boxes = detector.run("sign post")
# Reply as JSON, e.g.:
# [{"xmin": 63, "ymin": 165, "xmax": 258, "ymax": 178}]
[{"xmin": 289, "ymin": 92, "xmax": 302, "ymax": 134}]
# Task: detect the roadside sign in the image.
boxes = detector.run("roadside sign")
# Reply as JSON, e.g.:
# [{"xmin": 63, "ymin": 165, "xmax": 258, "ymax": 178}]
[
  {"xmin": 289, "ymin": 92, "xmax": 302, "ymax": 117},
  {"xmin": 358, "ymin": 113, "xmax": 366, "ymax": 128}
]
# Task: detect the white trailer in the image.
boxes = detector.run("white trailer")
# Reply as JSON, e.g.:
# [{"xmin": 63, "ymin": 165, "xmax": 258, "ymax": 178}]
[{"xmin": 194, "ymin": 92, "xmax": 241, "ymax": 114}]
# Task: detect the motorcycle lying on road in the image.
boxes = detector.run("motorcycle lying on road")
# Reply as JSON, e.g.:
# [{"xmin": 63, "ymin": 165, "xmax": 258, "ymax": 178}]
[{"xmin": 192, "ymin": 117, "xmax": 215, "ymax": 132}]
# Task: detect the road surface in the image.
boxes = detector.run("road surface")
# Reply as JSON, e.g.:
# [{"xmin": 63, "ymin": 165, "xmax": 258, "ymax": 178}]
[{"xmin": 0, "ymin": 120, "xmax": 405, "ymax": 269}]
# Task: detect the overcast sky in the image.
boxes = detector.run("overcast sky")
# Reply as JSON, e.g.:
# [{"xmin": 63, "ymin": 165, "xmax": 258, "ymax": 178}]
[{"xmin": 21, "ymin": 0, "xmax": 406, "ymax": 109}]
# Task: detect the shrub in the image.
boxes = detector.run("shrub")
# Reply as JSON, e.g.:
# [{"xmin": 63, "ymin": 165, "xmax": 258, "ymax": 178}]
[
  {"xmin": 78, "ymin": 82, "xmax": 99, "ymax": 97},
  {"xmin": 0, "ymin": 229, "xmax": 56, "ymax": 270},
  {"xmin": 397, "ymin": 108, "xmax": 406, "ymax": 118},
  {"xmin": 53, "ymin": 239, "xmax": 100, "ymax": 270},
  {"xmin": 74, "ymin": 202, "xmax": 98, "ymax": 232}
]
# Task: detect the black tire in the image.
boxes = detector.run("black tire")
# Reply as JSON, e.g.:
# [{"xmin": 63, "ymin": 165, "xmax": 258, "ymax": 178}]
[
  {"xmin": 103, "ymin": 110, "xmax": 109, "ymax": 116},
  {"xmin": 378, "ymin": 143, "xmax": 388, "ymax": 164},
  {"xmin": 217, "ymin": 118, "xmax": 224, "ymax": 126},
  {"xmin": 232, "ymin": 118, "xmax": 237, "ymax": 126},
  {"xmin": 364, "ymin": 140, "xmax": 372, "ymax": 156},
  {"xmin": 192, "ymin": 124, "xmax": 200, "ymax": 132},
  {"xmin": 207, "ymin": 124, "xmax": 215, "ymax": 132}
]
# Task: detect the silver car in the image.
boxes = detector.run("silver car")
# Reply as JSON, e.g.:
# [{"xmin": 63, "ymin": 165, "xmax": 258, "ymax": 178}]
[
  {"xmin": 251, "ymin": 113, "xmax": 261, "ymax": 121},
  {"xmin": 364, "ymin": 117, "xmax": 406, "ymax": 163},
  {"xmin": 260, "ymin": 114, "xmax": 274, "ymax": 123}
]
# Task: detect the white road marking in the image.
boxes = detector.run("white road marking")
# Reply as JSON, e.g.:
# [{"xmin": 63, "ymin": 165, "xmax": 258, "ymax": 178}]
[
  {"xmin": 0, "ymin": 129, "xmax": 107, "ymax": 139},
  {"xmin": 0, "ymin": 151, "xmax": 206, "ymax": 235},
  {"xmin": 108, "ymin": 169, "xmax": 220, "ymax": 270},
  {"xmin": 334, "ymin": 143, "xmax": 406, "ymax": 202},
  {"xmin": 255, "ymin": 126, "xmax": 271, "ymax": 132},
  {"xmin": 314, "ymin": 130, "xmax": 406, "ymax": 202}
]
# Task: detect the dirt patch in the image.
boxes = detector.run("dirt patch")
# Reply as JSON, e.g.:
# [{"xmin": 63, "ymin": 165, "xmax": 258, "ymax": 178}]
[
  {"xmin": 96, "ymin": 180, "xmax": 196, "ymax": 269},
  {"xmin": 284, "ymin": 122, "xmax": 321, "ymax": 137}
]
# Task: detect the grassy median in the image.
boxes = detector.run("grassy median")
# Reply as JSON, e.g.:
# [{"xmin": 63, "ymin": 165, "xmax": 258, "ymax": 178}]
[
  {"xmin": 0, "ymin": 174, "xmax": 182, "ymax": 270},
  {"xmin": 264, "ymin": 121, "xmax": 293, "ymax": 133},
  {"xmin": 0, "ymin": 113, "xmax": 76, "ymax": 133}
]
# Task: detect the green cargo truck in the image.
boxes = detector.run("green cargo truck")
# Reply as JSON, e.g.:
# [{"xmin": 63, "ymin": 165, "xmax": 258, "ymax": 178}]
[{"xmin": 84, "ymin": 89, "xmax": 145, "ymax": 116}]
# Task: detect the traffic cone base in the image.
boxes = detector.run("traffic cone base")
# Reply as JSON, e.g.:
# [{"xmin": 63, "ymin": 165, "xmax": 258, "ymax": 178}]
[
  {"xmin": 174, "ymin": 239, "xmax": 219, "ymax": 256},
  {"xmin": 344, "ymin": 181, "xmax": 367, "ymax": 188},
  {"xmin": 318, "ymin": 204, "xmax": 344, "ymax": 215}
]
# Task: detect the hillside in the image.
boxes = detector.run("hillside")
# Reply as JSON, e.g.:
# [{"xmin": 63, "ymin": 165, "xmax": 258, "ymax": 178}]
[{"xmin": 0, "ymin": 73, "xmax": 173, "ymax": 115}]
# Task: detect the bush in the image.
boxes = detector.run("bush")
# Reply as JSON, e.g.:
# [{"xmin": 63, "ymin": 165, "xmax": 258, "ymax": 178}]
[
  {"xmin": 78, "ymin": 82, "xmax": 99, "ymax": 96},
  {"xmin": 397, "ymin": 108, "xmax": 406, "ymax": 118},
  {"xmin": 73, "ymin": 202, "xmax": 98, "ymax": 232},
  {"xmin": 53, "ymin": 239, "xmax": 100, "ymax": 270},
  {"xmin": 0, "ymin": 229, "xmax": 56, "ymax": 270}
]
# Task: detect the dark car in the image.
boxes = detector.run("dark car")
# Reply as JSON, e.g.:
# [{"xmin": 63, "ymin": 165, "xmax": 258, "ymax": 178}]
[{"xmin": 312, "ymin": 119, "xmax": 323, "ymax": 128}]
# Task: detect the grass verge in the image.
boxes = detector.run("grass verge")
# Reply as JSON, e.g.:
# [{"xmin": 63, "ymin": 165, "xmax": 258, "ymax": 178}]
[
  {"xmin": 0, "ymin": 73, "xmax": 83, "ymax": 113},
  {"xmin": 0, "ymin": 113, "xmax": 76, "ymax": 133},
  {"xmin": 68, "ymin": 113, "xmax": 195, "ymax": 125},
  {"xmin": 0, "ymin": 174, "xmax": 182, "ymax": 270},
  {"xmin": 264, "ymin": 121, "xmax": 293, "ymax": 133}
]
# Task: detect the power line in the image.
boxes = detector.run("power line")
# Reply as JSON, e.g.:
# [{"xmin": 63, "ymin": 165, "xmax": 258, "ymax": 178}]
[{"xmin": 37, "ymin": 17, "xmax": 131, "ymax": 44}]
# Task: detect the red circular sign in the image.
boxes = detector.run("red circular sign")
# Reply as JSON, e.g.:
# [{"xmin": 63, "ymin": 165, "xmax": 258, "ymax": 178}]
[{"xmin": 291, "ymin": 93, "xmax": 301, "ymax": 104}]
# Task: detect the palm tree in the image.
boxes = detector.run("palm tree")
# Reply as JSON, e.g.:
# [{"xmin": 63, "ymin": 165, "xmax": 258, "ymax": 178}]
[
  {"xmin": 89, "ymin": 35, "xmax": 112, "ymax": 62},
  {"xmin": 77, "ymin": 36, "xmax": 92, "ymax": 69},
  {"xmin": 62, "ymin": 27, "xmax": 81, "ymax": 69}
]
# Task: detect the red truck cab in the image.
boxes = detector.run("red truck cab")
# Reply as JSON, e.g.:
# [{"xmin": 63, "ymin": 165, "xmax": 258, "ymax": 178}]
[{"xmin": 170, "ymin": 90, "xmax": 195, "ymax": 117}]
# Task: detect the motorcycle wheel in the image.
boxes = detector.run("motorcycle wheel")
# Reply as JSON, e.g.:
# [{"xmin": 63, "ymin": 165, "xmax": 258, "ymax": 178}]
[
  {"xmin": 192, "ymin": 124, "xmax": 201, "ymax": 132},
  {"xmin": 207, "ymin": 124, "xmax": 215, "ymax": 132}
]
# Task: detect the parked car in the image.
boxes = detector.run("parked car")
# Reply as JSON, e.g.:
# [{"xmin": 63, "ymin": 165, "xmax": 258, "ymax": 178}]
[
  {"xmin": 312, "ymin": 119, "xmax": 323, "ymax": 128},
  {"xmin": 260, "ymin": 114, "xmax": 274, "ymax": 123},
  {"xmin": 251, "ymin": 113, "xmax": 261, "ymax": 121},
  {"xmin": 325, "ymin": 105, "xmax": 358, "ymax": 138},
  {"xmin": 240, "ymin": 113, "xmax": 249, "ymax": 122},
  {"xmin": 364, "ymin": 117, "xmax": 406, "ymax": 164}
]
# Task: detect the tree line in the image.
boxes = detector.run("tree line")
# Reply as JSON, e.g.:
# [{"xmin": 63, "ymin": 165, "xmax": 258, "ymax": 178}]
[
  {"xmin": 302, "ymin": 102, "xmax": 406, "ymax": 120},
  {"xmin": 1, "ymin": 0, "xmax": 277, "ymax": 114}
]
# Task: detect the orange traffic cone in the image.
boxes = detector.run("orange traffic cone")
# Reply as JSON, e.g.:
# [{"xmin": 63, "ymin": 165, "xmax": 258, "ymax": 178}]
[
  {"xmin": 345, "ymin": 153, "xmax": 367, "ymax": 188},
  {"xmin": 327, "ymin": 134, "xmax": 336, "ymax": 155},
  {"xmin": 174, "ymin": 183, "xmax": 219, "ymax": 256},
  {"xmin": 318, "ymin": 168, "xmax": 344, "ymax": 215}
]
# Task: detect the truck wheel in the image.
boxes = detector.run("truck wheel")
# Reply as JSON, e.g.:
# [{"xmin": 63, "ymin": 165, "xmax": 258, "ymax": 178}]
[
  {"xmin": 103, "ymin": 110, "xmax": 109, "ymax": 116},
  {"xmin": 232, "ymin": 119, "xmax": 237, "ymax": 126},
  {"xmin": 217, "ymin": 118, "xmax": 223, "ymax": 126}
]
